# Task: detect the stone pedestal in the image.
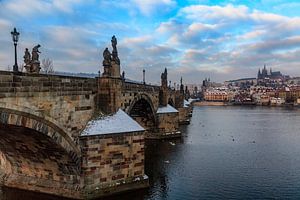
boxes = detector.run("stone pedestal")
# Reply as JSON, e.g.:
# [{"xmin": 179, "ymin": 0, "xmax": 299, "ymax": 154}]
[
  {"xmin": 102, "ymin": 64, "xmax": 111, "ymax": 77},
  {"xmin": 24, "ymin": 61, "xmax": 41, "ymax": 74},
  {"xmin": 98, "ymin": 76, "xmax": 122, "ymax": 114},
  {"xmin": 31, "ymin": 61, "xmax": 41, "ymax": 73},
  {"xmin": 111, "ymin": 61, "xmax": 120, "ymax": 78},
  {"xmin": 24, "ymin": 64, "xmax": 31, "ymax": 73}
]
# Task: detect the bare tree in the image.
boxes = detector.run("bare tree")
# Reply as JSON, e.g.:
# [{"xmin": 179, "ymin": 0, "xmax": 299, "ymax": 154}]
[
  {"xmin": 41, "ymin": 58, "xmax": 54, "ymax": 74},
  {"xmin": 19, "ymin": 64, "xmax": 24, "ymax": 72}
]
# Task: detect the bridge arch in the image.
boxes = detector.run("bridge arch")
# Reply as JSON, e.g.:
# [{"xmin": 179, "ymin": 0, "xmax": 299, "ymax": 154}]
[
  {"xmin": 0, "ymin": 107, "xmax": 80, "ymax": 161},
  {"xmin": 126, "ymin": 93, "xmax": 157, "ymax": 131},
  {"xmin": 0, "ymin": 124, "xmax": 81, "ymax": 198}
]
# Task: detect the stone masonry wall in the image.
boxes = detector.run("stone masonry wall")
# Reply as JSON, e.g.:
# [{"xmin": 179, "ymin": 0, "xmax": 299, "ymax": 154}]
[
  {"xmin": 178, "ymin": 107, "xmax": 190, "ymax": 124},
  {"xmin": 0, "ymin": 71, "xmax": 97, "ymax": 144},
  {"xmin": 80, "ymin": 131, "xmax": 147, "ymax": 199},
  {"xmin": 157, "ymin": 112, "xmax": 179, "ymax": 133},
  {"xmin": 97, "ymin": 77, "xmax": 122, "ymax": 114},
  {"xmin": 120, "ymin": 81, "xmax": 160, "ymax": 112}
]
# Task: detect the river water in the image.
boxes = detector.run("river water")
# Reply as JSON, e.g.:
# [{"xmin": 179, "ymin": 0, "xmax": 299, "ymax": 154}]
[
  {"xmin": 4, "ymin": 106, "xmax": 300, "ymax": 199},
  {"xmin": 125, "ymin": 106, "xmax": 300, "ymax": 200}
]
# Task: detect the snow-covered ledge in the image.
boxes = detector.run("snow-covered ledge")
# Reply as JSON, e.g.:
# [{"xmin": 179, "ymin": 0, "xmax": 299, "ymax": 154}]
[
  {"xmin": 156, "ymin": 104, "xmax": 179, "ymax": 114},
  {"xmin": 81, "ymin": 109, "xmax": 145, "ymax": 136}
]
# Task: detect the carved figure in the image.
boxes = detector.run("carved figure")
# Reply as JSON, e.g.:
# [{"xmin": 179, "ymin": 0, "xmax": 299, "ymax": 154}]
[
  {"xmin": 111, "ymin": 35, "xmax": 117, "ymax": 51},
  {"xmin": 32, "ymin": 44, "xmax": 41, "ymax": 61},
  {"xmin": 23, "ymin": 48, "xmax": 31, "ymax": 65},
  {"xmin": 103, "ymin": 47, "xmax": 111, "ymax": 66},
  {"xmin": 111, "ymin": 35, "xmax": 120, "ymax": 65}
]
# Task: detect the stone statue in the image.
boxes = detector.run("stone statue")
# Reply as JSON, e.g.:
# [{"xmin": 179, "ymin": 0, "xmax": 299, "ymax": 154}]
[
  {"xmin": 111, "ymin": 35, "xmax": 117, "ymax": 51},
  {"xmin": 122, "ymin": 71, "xmax": 125, "ymax": 80},
  {"xmin": 23, "ymin": 48, "xmax": 31, "ymax": 65},
  {"xmin": 32, "ymin": 44, "xmax": 41, "ymax": 61},
  {"xmin": 31, "ymin": 44, "xmax": 41, "ymax": 73},
  {"xmin": 111, "ymin": 35, "xmax": 120, "ymax": 65},
  {"xmin": 103, "ymin": 47, "xmax": 111, "ymax": 66},
  {"xmin": 161, "ymin": 68, "xmax": 168, "ymax": 88},
  {"xmin": 102, "ymin": 47, "xmax": 111, "ymax": 76},
  {"xmin": 23, "ymin": 44, "xmax": 41, "ymax": 73},
  {"xmin": 101, "ymin": 36, "xmax": 121, "ymax": 77}
]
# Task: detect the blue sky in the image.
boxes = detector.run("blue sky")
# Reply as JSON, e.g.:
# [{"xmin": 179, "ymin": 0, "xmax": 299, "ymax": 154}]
[{"xmin": 1, "ymin": 0, "xmax": 300, "ymax": 84}]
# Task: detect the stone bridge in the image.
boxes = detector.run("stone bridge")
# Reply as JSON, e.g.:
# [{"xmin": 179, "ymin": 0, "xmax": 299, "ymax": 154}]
[
  {"xmin": 0, "ymin": 71, "xmax": 97, "ymax": 198},
  {"xmin": 97, "ymin": 71, "xmax": 185, "ymax": 134},
  {"xmin": 0, "ymin": 69, "xmax": 189, "ymax": 199},
  {"xmin": 0, "ymin": 37, "xmax": 191, "ymax": 199}
]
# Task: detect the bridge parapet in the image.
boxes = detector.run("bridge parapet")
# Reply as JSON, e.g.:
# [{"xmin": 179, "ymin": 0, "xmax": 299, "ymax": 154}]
[
  {"xmin": 123, "ymin": 81, "xmax": 160, "ymax": 93},
  {"xmin": 0, "ymin": 70, "xmax": 97, "ymax": 97}
]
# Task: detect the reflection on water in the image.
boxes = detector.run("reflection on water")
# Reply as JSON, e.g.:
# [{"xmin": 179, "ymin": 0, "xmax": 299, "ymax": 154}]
[{"xmin": 4, "ymin": 106, "xmax": 300, "ymax": 199}]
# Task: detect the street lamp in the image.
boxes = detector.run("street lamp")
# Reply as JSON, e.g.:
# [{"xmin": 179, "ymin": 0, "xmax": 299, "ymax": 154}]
[
  {"xmin": 11, "ymin": 27, "xmax": 20, "ymax": 72},
  {"xmin": 143, "ymin": 69, "xmax": 145, "ymax": 84}
]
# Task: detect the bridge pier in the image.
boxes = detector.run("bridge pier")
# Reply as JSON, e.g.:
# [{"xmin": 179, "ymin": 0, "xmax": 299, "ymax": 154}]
[{"xmin": 80, "ymin": 109, "xmax": 149, "ymax": 199}]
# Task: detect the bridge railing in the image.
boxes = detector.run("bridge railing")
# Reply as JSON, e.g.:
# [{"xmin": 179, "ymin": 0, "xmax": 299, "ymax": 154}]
[
  {"xmin": 123, "ymin": 80, "xmax": 160, "ymax": 93},
  {"xmin": 0, "ymin": 71, "xmax": 97, "ymax": 96}
]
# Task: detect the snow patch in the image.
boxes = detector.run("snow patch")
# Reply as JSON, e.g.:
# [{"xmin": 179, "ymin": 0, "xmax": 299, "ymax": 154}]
[
  {"xmin": 157, "ymin": 104, "xmax": 178, "ymax": 114},
  {"xmin": 184, "ymin": 99, "xmax": 190, "ymax": 108},
  {"xmin": 81, "ymin": 109, "xmax": 145, "ymax": 136}
]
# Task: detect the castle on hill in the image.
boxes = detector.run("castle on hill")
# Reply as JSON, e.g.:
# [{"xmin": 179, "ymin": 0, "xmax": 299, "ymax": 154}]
[{"xmin": 257, "ymin": 64, "xmax": 283, "ymax": 80}]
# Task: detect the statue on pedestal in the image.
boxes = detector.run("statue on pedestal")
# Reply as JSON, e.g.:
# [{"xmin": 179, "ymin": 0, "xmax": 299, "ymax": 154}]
[
  {"xmin": 23, "ymin": 48, "xmax": 31, "ymax": 65},
  {"xmin": 23, "ymin": 48, "xmax": 31, "ymax": 72},
  {"xmin": 23, "ymin": 44, "xmax": 41, "ymax": 73},
  {"xmin": 101, "ymin": 36, "xmax": 121, "ymax": 77}
]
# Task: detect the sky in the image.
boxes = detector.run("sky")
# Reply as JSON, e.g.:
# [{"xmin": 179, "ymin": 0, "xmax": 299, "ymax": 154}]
[{"xmin": 1, "ymin": 0, "xmax": 300, "ymax": 84}]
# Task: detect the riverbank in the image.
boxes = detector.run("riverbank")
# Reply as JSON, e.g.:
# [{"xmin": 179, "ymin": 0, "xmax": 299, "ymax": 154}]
[
  {"xmin": 193, "ymin": 101, "xmax": 300, "ymax": 107},
  {"xmin": 193, "ymin": 101, "xmax": 227, "ymax": 106}
]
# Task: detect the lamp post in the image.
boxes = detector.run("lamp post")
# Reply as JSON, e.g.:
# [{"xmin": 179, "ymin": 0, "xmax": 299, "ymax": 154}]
[
  {"xmin": 11, "ymin": 27, "xmax": 20, "ymax": 72},
  {"xmin": 143, "ymin": 69, "xmax": 145, "ymax": 84}
]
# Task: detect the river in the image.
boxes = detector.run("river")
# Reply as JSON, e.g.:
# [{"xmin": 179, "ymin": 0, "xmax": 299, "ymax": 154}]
[
  {"xmin": 123, "ymin": 106, "xmax": 300, "ymax": 200},
  {"xmin": 4, "ymin": 106, "xmax": 300, "ymax": 199}
]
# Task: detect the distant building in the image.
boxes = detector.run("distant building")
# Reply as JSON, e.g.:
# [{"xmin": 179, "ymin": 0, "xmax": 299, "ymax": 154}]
[
  {"xmin": 204, "ymin": 90, "xmax": 228, "ymax": 102},
  {"xmin": 225, "ymin": 78, "xmax": 256, "ymax": 88},
  {"xmin": 287, "ymin": 77, "xmax": 300, "ymax": 85},
  {"xmin": 257, "ymin": 64, "xmax": 289, "ymax": 86},
  {"xmin": 257, "ymin": 64, "xmax": 283, "ymax": 80}
]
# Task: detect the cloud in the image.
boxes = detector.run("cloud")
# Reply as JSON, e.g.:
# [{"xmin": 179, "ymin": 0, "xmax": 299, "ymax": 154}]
[
  {"xmin": 1, "ymin": 1, "xmax": 300, "ymax": 83},
  {"xmin": 131, "ymin": 0, "xmax": 176, "ymax": 16},
  {"xmin": 0, "ymin": 0, "xmax": 86, "ymax": 17},
  {"xmin": 246, "ymin": 36, "xmax": 300, "ymax": 53},
  {"xmin": 179, "ymin": 4, "xmax": 249, "ymax": 22}
]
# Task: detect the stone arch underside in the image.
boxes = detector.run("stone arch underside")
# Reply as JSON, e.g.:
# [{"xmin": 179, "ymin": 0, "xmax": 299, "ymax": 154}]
[
  {"xmin": 0, "ymin": 107, "xmax": 80, "ymax": 162},
  {"xmin": 126, "ymin": 94, "xmax": 157, "ymax": 132},
  {"xmin": 0, "ymin": 124, "xmax": 81, "ymax": 199}
]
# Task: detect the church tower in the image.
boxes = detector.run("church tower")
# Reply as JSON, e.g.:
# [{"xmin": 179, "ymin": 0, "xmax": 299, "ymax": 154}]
[{"xmin": 257, "ymin": 68, "xmax": 261, "ymax": 79}]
